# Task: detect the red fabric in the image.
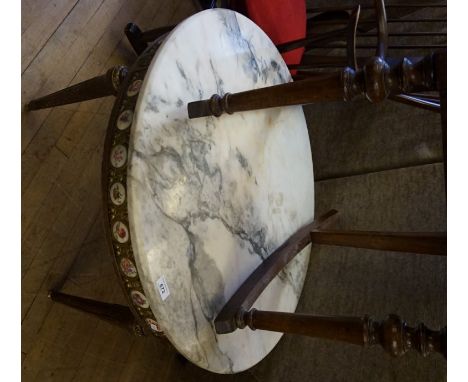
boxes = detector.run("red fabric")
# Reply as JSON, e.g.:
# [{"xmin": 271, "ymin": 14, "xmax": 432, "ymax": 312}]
[{"xmin": 242, "ymin": 0, "xmax": 307, "ymax": 68}]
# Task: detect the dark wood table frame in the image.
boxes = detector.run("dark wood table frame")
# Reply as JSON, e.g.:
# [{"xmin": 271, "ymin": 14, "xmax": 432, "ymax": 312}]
[{"xmin": 214, "ymin": 210, "xmax": 446, "ymax": 358}]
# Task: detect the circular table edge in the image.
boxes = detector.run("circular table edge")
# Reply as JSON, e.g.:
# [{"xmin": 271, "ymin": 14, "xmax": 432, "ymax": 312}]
[
  {"xmin": 101, "ymin": 36, "xmax": 167, "ymax": 337},
  {"xmin": 101, "ymin": 10, "xmax": 315, "ymax": 361}
]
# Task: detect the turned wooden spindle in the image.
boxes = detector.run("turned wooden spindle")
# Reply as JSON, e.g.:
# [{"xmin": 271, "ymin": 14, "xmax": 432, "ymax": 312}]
[
  {"xmin": 214, "ymin": 209, "xmax": 447, "ymax": 359},
  {"xmin": 187, "ymin": 52, "xmax": 438, "ymax": 118},
  {"xmin": 187, "ymin": 0, "xmax": 442, "ymax": 118},
  {"xmin": 237, "ymin": 310, "xmax": 446, "ymax": 358},
  {"xmin": 214, "ymin": 211, "xmax": 446, "ymax": 334}
]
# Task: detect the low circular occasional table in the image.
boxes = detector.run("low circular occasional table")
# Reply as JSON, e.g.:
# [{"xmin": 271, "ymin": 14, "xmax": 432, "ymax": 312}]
[
  {"xmin": 28, "ymin": 5, "xmax": 446, "ymax": 375},
  {"xmin": 103, "ymin": 9, "xmax": 314, "ymax": 373}
]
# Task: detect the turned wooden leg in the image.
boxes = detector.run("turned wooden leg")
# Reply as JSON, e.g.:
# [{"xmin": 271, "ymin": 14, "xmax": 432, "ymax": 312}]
[
  {"xmin": 125, "ymin": 23, "xmax": 174, "ymax": 55},
  {"xmin": 26, "ymin": 65, "xmax": 128, "ymax": 111},
  {"xmin": 215, "ymin": 214, "xmax": 446, "ymax": 334},
  {"xmin": 238, "ymin": 310, "xmax": 446, "ymax": 358},
  {"xmin": 48, "ymin": 290, "xmax": 145, "ymax": 336}
]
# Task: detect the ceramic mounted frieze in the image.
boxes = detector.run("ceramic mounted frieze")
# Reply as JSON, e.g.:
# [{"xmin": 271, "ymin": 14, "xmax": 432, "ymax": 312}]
[{"xmin": 102, "ymin": 37, "xmax": 166, "ymax": 337}]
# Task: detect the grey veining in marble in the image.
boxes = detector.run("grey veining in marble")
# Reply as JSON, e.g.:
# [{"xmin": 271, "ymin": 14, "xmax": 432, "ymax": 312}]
[{"xmin": 127, "ymin": 9, "xmax": 314, "ymax": 373}]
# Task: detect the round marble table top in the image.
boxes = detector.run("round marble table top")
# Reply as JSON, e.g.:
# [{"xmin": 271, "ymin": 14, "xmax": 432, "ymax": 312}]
[{"xmin": 127, "ymin": 9, "xmax": 314, "ymax": 373}]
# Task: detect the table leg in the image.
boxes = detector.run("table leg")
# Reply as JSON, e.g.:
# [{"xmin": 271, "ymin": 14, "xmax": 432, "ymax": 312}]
[
  {"xmin": 26, "ymin": 65, "xmax": 128, "ymax": 111},
  {"xmin": 310, "ymin": 230, "xmax": 446, "ymax": 256},
  {"xmin": 239, "ymin": 309, "xmax": 446, "ymax": 358},
  {"xmin": 125, "ymin": 23, "xmax": 175, "ymax": 56},
  {"xmin": 48, "ymin": 290, "xmax": 145, "ymax": 336},
  {"xmin": 215, "ymin": 215, "xmax": 446, "ymax": 334},
  {"xmin": 124, "ymin": 23, "xmax": 148, "ymax": 55}
]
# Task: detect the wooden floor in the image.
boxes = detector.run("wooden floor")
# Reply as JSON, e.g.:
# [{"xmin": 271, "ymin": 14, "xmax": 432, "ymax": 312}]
[
  {"xmin": 21, "ymin": 1, "xmax": 199, "ymax": 380},
  {"xmin": 22, "ymin": 1, "xmax": 446, "ymax": 381}
]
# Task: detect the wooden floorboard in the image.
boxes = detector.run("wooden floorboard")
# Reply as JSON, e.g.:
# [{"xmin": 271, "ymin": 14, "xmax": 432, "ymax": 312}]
[
  {"xmin": 21, "ymin": 0, "xmax": 125, "ymax": 152},
  {"xmin": 21, "ymin": 0, "xmax": 80, "ymax": 73},
  {"xmin": 22, "ymin": 0, "xmax": 51, "ymax": 34}
]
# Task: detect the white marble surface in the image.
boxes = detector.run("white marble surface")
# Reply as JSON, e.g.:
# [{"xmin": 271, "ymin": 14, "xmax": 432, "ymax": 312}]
[{"xmin": 127, "ymin": 9, "xmax": 314, "ymax": 373}]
